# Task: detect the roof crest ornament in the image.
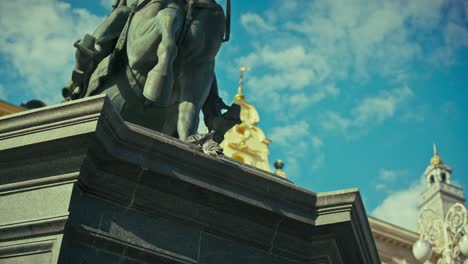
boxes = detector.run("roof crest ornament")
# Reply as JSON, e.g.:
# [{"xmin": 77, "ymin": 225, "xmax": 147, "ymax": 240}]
[{"xmin": 235, "ymin": 66, "xmax": 250, "ymax": 100}]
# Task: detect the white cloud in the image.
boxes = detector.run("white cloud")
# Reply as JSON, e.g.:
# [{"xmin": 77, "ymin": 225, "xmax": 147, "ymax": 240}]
[
  {"xmin": 280, "ymin": 0, "xmax": 428, "ymax": 79},
  {"xmin": 270, "ymin": 121, "xmax": 310, "ymax": 146},
  {"xmin": 238, "ymin": 46, "xmax": 331, "ymax": 89},
  {"xmin": 236, "ymin": 46, "xmax": 335, "ymax": 115},
  {"xmin": 283, "ymin": 157, "xmax": 301, "ymax": 180},
  {"xmin": 311, "ymin": 135, "xmax": 323, "ymax": 149},
  {"xmin": 0, "ymin": 84, "xmax": 7, "ymax": 100},
  {"xmin": 402, "ymin": 105, "xmax": 428, "ymax": 123},
  {"xmin": 353, "ymin": 86, "xmax": 413, "ymax": 125},
  {"xmin": 320, "ymin": 86, "xmax": 414, "ymax": 136},
  {"xmin": 0, "ymin": 0, "xmax": 103, "ymax": 104},
  {"xmin": 466, "ymin": 3, "xmax": 468, "ymax": 19},
  {"xmin": 430, "ymin": 21, "xmax": 468, "ymax": 65},
  {"xmin": 374, "ymin": 168, "xmax": 408, "ymax": 191},
  {"xmin": 101, "ymin": 0, "xmax": 139, "ymax": 10},
  {"xmin": 240, "ymin": 13, "xmax": 275, "ymax": 33},
  {"xmin": 440, "ymin": 101, "xmax": 457, "ymax": 114},
  {"xmin": 310, "ymin": 135, "xmax": 325, "ymax": 169},
  {"xmin": 230, "ymin": 0, "xmax": 465, "ymax": 130},
  {"xmin": 230, "ymin": 0, "xmax": 467, "ymax": 128},
  {"xmin": 269, "ymin": 121, "xmax": 324, "ymax": 176},
  {"xmin": 443, "ymin": 20, "xmax": 466, "ymax": 43},
  {"xmin": 375, "ymin": 183, "xmax": 386, "ymax": 190},
  {"xmin": 379, "ymin": 168, "xmax": 407, "ymax": 181},
  {"xmin": 371, "ymin": 181, "xmax": 425, "ymax": 231},
  {"xmin": 320, "ymin": 111, "xmax": 351, "ymax": 134},
  {"xmin": 100, "ymin": 0, "xmax": 114, "ymax": 9},
  {"xmin": 288, "ymin": 83, "xmax": 340, "ymax": 112}
]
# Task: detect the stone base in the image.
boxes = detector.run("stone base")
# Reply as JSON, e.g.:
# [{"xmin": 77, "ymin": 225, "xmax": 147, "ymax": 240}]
[{"xmin": 0, "ymin": 95, "xmax": 380, "ymax": 263}]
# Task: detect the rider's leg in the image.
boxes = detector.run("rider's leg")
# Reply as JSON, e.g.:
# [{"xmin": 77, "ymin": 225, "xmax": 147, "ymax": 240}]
[
  {"xmin": 92, "ymin": 5, "xmax": 132, "ymax": 60},
  {"xmin": 62, "ymin": 5, "xmax": 131, "ymax": 101}
]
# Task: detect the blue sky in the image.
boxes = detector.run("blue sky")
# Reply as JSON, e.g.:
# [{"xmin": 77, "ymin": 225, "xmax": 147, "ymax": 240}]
[{"xmin": 0, "ymin": 0, "xmax": 467, "ymax": 231}]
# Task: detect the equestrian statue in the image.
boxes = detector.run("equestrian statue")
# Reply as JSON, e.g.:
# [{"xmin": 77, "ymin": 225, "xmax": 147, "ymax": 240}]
[{"xmin": 62, "ymin": 0, "xmax": 240, "ymax": 154}]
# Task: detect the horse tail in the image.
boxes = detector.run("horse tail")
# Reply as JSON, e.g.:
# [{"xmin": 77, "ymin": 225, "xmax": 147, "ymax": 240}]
[{"xmin": 202, "ymin": 75, "xmax": 223, "ymax": 131}]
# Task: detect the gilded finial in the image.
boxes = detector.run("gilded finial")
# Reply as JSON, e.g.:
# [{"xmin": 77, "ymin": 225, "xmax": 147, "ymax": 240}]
[
  {"xmin": 274, "ymin": 160, "xmax": 287, "ymax": 178},
  {"xmin": 431, "ymin": 143, "xmax": 442, "ymax": 165},
  {"xmin": 235, "ymin": 66, "xmax": 250, "ymax": 100}
]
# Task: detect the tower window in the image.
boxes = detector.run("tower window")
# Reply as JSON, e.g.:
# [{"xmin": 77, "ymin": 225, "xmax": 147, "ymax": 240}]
[
  {"xmin": 441, "ymin": 173, "xmax": 446, "ymax": 182},
  {"xmin": 430, "ymin": 175, "xmax": 435, "ymax": 184}
]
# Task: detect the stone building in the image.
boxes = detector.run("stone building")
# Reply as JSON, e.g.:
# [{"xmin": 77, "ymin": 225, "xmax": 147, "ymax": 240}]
[
  {"xmin": 369, "ymin": 146, "xmax": 466, "ymax": 264},
  {"xmin": 369, "ymin": 216, "xmax": 419, "ymax": 263}
]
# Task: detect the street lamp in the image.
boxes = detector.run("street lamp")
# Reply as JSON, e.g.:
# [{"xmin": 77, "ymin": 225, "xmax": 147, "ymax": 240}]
[{"xmin": 413, "ymin": 203, "xmax": 468, "ymax": 263}]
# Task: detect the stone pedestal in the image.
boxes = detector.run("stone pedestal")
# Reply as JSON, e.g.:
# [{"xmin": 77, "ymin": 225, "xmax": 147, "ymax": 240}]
[{"xmin": 0, "ymin": 95, "xmax": 380, "ymax": 263}]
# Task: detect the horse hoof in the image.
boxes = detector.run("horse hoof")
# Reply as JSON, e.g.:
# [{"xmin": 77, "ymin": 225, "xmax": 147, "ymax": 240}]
[{"xmin": 202, "ymin": 139, "xmax": 223, "ymax": 156}]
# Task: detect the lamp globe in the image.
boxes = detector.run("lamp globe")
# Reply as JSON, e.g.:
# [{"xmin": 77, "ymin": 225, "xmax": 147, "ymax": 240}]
[
  {"xmin": 460, "ymin": 234, "xmax": 468, "ymax": 257},
  {"xmin": 413, "ymin": 239, "xmax": 432, "ymax": 262}
]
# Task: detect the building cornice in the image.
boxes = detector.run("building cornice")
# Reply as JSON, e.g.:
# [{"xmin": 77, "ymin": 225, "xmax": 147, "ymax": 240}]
[{"xmin": 368, "ymin": 216, "xmax": 418, "ymax": 248}]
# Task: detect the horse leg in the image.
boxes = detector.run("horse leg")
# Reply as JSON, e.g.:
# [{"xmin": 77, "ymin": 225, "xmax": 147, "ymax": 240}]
[
  {"xmin": 177, "ymin": 102, "xmax": 199, "ymax": 140},
  {"xmin": 161, "ymin": 103, "xmax": 179, "ymax": 137},
  {"xmin": 177, "ymin": 62, "xmax": 215, "ymax": 140},
  {"xmin": 142, "ymin": 7, "xmax": 184, "ymax": 107}
]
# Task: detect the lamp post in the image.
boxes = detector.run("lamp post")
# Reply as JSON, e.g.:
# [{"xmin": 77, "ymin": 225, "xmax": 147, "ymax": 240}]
[{"xmin": 413, "ymin": 203, "xmax": 468, "ymax": 263}]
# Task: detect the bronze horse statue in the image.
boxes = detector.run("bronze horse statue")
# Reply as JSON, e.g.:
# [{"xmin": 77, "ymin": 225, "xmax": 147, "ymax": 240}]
[{"xmin": 63, "ymin": 0, "xmax": 238, "ymax": 143}]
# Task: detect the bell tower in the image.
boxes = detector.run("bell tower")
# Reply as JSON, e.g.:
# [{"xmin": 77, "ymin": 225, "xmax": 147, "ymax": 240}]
[{"xmin": 419, "ymin": 144, "xmax": 465, "ymax": 219}]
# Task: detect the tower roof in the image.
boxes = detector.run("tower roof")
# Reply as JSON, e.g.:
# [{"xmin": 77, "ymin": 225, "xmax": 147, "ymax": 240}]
[
  {"xmin": 424, "ymin": 144, "xmax": 452, "ymax": 177},
  {"xmin": 430, "ymin": 144, "xmax": 443, "ymax": 165}
]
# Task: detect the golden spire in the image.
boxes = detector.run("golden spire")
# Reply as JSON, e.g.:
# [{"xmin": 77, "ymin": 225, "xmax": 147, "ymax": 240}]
[
  {"xmin": 235, "ymin": 67, "xmax": 249, "ymax": 100},
  {"xmin": 430, "ymin": 143, "xmax": 443, "ymax": 165}
]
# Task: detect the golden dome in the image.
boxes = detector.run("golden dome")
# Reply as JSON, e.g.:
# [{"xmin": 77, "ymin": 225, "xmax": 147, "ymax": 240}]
[
  {"xmin": 221, "ymin": 66, "xmax": 272, "ymax": 173},
  {"xmin": 430, "ymin": 144, "xmax": 443, "ymax": 165}
]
